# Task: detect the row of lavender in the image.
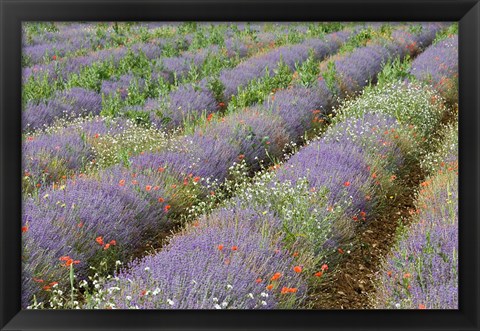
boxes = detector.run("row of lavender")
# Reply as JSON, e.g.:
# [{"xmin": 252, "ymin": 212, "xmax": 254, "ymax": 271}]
[
  {"xmin": 21, "ymin": 23, "xmax": 444, "ymax": 307},
  {"xmin": 23, "ymin": 23, "xmax": 170, "ymax": 66},
  {"xmin": 90, "ymin": 81, "xmax": 449, "ymax": 309}
]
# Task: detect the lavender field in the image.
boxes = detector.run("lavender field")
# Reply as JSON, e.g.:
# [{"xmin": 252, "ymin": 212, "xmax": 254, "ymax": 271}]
[{"xmin": 21, "ymin": 22, "xmax": 458, "ymax": 310}]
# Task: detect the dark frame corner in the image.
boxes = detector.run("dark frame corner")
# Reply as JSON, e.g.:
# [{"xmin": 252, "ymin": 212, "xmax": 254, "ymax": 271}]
[{"xmin": 1, "ymin": 1, "xmax": 479, "ymax": 330}]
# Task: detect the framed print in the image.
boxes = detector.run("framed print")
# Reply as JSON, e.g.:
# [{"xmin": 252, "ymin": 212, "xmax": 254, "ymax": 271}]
[{"xmin": 1, "ymin": 0, "xmax": 479, "ymax": 330}]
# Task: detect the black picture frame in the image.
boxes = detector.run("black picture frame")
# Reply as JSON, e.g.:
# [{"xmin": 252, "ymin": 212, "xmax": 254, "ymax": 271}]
[{"xmin": 1, "ymin": 0, "xmax": 479, "ymax": 330}]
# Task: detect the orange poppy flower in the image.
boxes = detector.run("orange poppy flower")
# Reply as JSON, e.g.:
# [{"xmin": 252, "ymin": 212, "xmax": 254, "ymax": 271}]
[
  {"xmin": 271, "ymin": 272, "xmax": 281, "ymax": 281},
  {"xmin": 344, "ymin": 181, "xmax": 351, "ymax": 187},
  {"xmin": 109, "ymin": 240, "xmax": 116, "ymax": 246},
  {"xmin": 164, "ymin": 205, "xmax": 171, "ymax": 212},
  {"xmin": 158, "ymin": 197, "xmax": 165, "ymax": 203},
  {"xmin": 21, "ymin": 226, "xmax": 28, "ymax": 233},
  {"xmin": 314, "ymin": 271, "xmax": 323, "ymax": 277},
  {"xmin": 321, "ymin": 264, "xmax": 328, "ymax": 271},
  {"xmin": 255, "ymin": 278, "xmax": 262, "ymax": 284},
  {"xmin": 418, "ymin": 304, "xmax": 426, "ymax": 309},
  {"xmin": 95, "ymin": 236, "xmax": 104, "ymax": 246},
  {"xmin": 217, "ymin": 244, "xmax": 224, "ymax": 251},
  {"xmin": 104, "ymin": 243, "xmax": 111, "ymax": 250},
  {"xmin": 33, "ymin": 278, "xmax": 44, "ymax": 283},
  {"xmin": 193, "ymin": 176, "xmax": 201, "ymax": 183},
  {"xmin": 231, "ymin": 246, "xmax": 238, "ymax": 251},
  {"xmin": 158, "ymin": 167, "xmax": 165, "ymax": 172},
  {"xmin": 266, "ymin": 284, "xmax": 273, "ymax": 291},
  {"xmin": 146, "ymin": 185, "xmax": 152, "ymax": 191},
  {"xmin": 59, "ymin": 256, "xmax": 71, "ymax": 261},
  {"xmin": 293, "ymin": 266, "xmax": 302, "ymax": 273}
]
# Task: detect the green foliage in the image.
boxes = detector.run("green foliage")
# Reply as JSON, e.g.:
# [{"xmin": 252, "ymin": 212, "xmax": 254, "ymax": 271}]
[
  {"xmin": 322, "ymin": 61, "xmax": 339, "ymax": 94},
  {"xmin": 229, "ymin": 62, "xmax": 293, "ymax": 109},
  {"xmin": 433, "ymin": 23, "xmax": 458, "ymax": 44},
  {"xmin": 374, "ymin": 55, "xmax": 413, "ymax": 88},
  {"xmin": 338, "ymin": 27, "xmax": 374, "ymax": 54},
  {"xmin": 296, "ymin": 50, "xmax": 321, "ymax": 87}
]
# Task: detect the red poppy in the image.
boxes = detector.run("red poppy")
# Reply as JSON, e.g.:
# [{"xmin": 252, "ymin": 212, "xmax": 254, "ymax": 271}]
[
  {"xmin": 95, "ymin": 236, "xmax": 104, "ymax": 246},
  {"xmin": 314, "ymin": 271, "xmax": 323, "ymax": 277},
  {"xmin": 158, "ymin": 167, "xmax": 165, "ymax": 172},
  {"xmin": 271, "ymin": 272, "xmax": 281, "ymax": 281},
  {"xmin": 238, "ymin": 154, "xmax": 245, "ymax": 160},
  {"xmin": 33, "ymin": 278, "xmax": 44, "ymax": 283},
  {"xmin": 321, "ymin": 264, "xmax": 328, "ymax": 271},
  {"xmin": 59, "ymin": 256, "xmax": 71, "ymax": 261},
  {"xmin": 158, "ymin": 197, "xmax": 165, "ymax": 203},
  {"xmin": 164, "ymin": 205, "xmax": 171, "ymax": 212},
  {"xmin": 109, "ymin": 240, "xmax": 116, "ymax": 246},
  {"xmin": 52, "ymin": 55, "xmax": 57, "ymax": 60},
  {"xmin": 266, "ymin": 284, "xmax": 273, "ymax": 291},
  {"xmin": 104, "ymin": 243, "xmax": 111, "ymax": 250},
  {"xmin": 217, "ymin": 244, "xmax": 224, "ymax": 251},
  {"xmin": 43, "ymin": 285, "xmax": 52, "ymax": 291},
  {"xmin": 344, "ymin": 181, "xmax": 351, "ymax": 187},
  {"xmin": 231, "ymin": 246, "xmax": 238, "ymax": 251},
  {"xmin": 293, "ymin": 266, "xmax": 302, "ymax": 273},
  {"xmin": 418, "ymin": 304, "xmax": 426, "ymax": 309},
  {"xmin": 145, "ymin": 185, "xmax": 152, "ymax": 191},
  {"xmin": 292, "ymin": 252, "xmax": 299, "ymax": 257},
  {"xmin": 193, "ymin": 176, "xmax": 200, "ymax": 183},
  {"xmin": 403, "ymin": 273, "xmax": 411, "ymax": 279},
  {"xmin": 255, "ymin": 278, "xmax": 262, "ymax": 284},
  {"xmin": 21, "ymin": 226, "xmax": 28, "ymax": 233},
  {"xmin": 387, "ymin": 271, "xmax": 393, "ymax": 278},
  {"xmin": 207, "ymin": 113, "xmax": 214, "ymax": 122}
]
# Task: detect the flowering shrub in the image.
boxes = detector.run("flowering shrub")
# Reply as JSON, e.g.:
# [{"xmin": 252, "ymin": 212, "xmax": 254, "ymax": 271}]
[
  {"xmin": 23, "ymin": 87, "xmax": 102, "ymax": 131},
  {"xmin": 410, "ymin": 35, "xmax": 458, "ymax": 104}
]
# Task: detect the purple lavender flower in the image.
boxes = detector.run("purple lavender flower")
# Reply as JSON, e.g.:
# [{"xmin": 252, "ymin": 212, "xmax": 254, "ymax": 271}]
[
  {"xmin": 23, "ymin": 88, "xmax": 102, "ymax": 131},
  {"xmin": 409, "ymin": 35, "xmax": 458, "ymax": 101}
]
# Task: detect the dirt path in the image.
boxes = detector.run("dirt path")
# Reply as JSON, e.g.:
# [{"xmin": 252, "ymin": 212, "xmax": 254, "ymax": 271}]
[
  {"xmin": 309, "ymin": 164, "xmax": 423, "ymax": 309},
  {"xmin": 309, "ymin": 108, "xmax": 457, "ymax": 309}
]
